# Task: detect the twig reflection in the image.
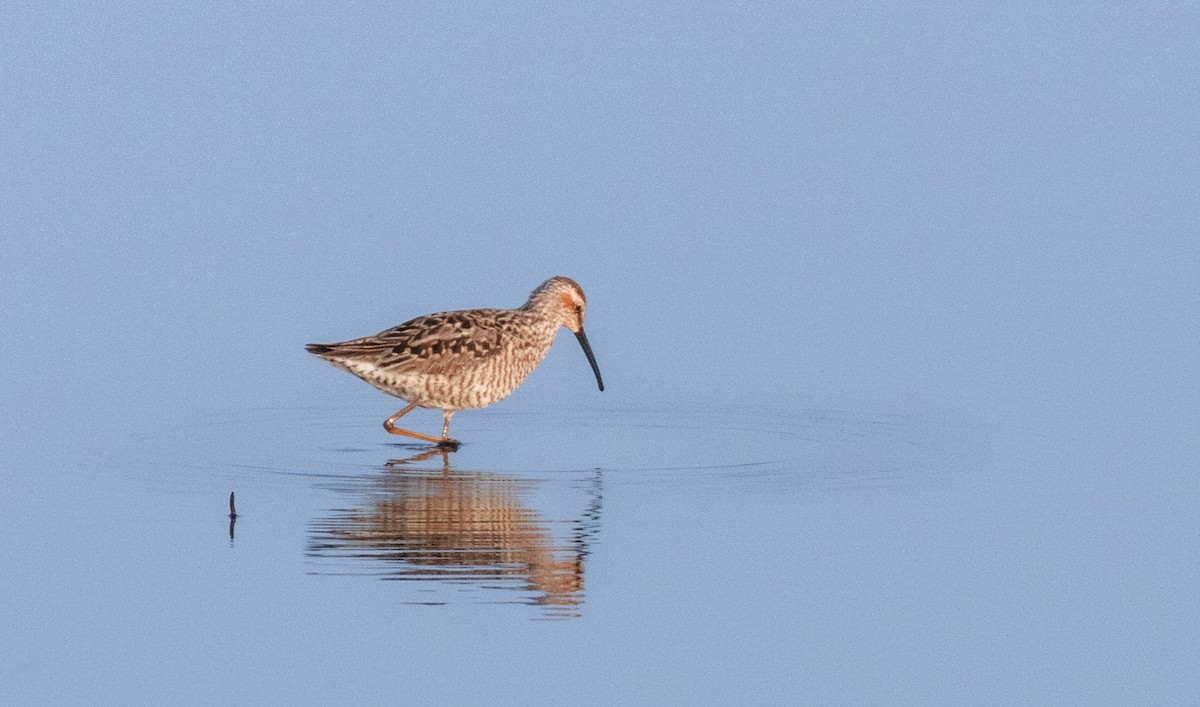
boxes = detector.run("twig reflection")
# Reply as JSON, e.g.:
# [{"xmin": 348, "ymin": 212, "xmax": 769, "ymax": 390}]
[{"xmin": 307, "ymin": 447, "xmax": 602, "ymax": 618}]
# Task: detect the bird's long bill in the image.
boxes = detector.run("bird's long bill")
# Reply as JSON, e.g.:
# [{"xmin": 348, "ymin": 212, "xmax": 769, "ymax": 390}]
[{"xmin": 574, "ymin": 328, "xmax": 605, "ymax": 391}]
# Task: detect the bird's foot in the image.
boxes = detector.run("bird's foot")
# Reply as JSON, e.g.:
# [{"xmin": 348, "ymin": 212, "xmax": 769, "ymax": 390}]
[{"xmin": 437, "ymin": 438, "xmax": 460, "ymax": 450}]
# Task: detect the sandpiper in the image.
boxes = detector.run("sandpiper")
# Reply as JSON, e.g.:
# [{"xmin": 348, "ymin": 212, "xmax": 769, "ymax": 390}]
[{"xmin": 306, "ymin": 276, "xmax": 603, "ymax": 447}]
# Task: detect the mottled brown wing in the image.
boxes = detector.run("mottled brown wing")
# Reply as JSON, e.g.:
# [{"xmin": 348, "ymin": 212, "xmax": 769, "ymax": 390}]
[{"xmin": 308, "ymin": 309, "xmax": 509, "ymax": 376}]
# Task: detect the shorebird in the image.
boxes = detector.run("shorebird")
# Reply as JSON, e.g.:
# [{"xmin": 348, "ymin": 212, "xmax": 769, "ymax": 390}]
[{"xmin": 306, "ymin": 276, "xmax": 604, "ymax": 447}]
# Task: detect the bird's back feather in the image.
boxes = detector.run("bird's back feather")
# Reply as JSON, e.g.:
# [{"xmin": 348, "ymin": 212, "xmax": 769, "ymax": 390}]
[{"xmin": 306, "ymin": 309, "xmax": 511, "ymax": 377}]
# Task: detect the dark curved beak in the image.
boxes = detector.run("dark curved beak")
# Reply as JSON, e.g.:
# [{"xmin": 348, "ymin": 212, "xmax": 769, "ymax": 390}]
[{"xmin": 574, "ymin": 328, "xmax": 604, "ymax": 391}]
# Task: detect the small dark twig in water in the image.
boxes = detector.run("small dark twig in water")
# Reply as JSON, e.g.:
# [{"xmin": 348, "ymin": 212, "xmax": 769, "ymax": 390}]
[{"xmin": 228, "ymin": 492, "xmax": 238, "ymax": 544}]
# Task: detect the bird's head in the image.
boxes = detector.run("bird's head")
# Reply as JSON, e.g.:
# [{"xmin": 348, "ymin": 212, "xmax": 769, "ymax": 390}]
[{"xmin": 525, "ymin": 276, "xmax": 604, "ymax": 391}]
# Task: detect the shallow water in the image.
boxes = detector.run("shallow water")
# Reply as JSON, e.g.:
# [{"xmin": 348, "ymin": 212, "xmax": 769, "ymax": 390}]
[
  {"xmin": 117, "ymin": 400, "xmax": 939, "ymax": 623},
  {"xmin": 297, "ymin": 405, "xmax": 918, "ymax": 623},
  {"xmin": 10, "ymin": 388, "xmax": 1197, "ymax": 704}
]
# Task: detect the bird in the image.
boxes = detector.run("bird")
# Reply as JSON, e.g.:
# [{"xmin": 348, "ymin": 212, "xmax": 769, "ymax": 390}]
[{"xmin": 306, "ymin": 276, "xmax": 604, "ymax": 447}]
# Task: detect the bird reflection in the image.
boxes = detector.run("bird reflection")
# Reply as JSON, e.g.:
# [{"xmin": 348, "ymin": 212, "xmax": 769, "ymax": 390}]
[{"xmin": 307, "ymin": 447, "xmax": 602, "ymax": 618}]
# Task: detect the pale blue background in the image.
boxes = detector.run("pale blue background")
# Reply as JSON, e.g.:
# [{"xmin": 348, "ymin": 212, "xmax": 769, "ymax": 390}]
[{"xmin": 2, "ymin": 3, "xmax": 1198, "ymax": 705}]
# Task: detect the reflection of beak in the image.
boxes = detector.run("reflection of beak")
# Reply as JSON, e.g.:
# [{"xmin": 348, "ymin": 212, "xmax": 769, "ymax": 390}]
[{"xmin": 574, "ymin": 328, "xmax": 604, "ymax": 391}]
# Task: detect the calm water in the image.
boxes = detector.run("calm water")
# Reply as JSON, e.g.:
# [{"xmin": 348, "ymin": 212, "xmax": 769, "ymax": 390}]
[
  {"xmin": 4, "ymin": 3, "xmax": 1200, "ymax": 705},
  {"xmin": 7, "ymin": 389, "xmax": 1197, "ymax": 704}
]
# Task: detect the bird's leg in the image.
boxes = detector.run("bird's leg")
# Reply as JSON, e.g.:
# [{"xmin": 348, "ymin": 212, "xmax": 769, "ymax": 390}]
[
  {"xmin": 383, "ymin": 402, "xmax": 446, "ymax": 445},
  {"xmin": 438, "ymin": 410, "xmax": 459, "ymax": 449}
]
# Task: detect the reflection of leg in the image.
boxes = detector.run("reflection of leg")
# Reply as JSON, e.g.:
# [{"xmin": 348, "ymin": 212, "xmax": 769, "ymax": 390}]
[
  {"xmin": 383, "ymin": 403, "xmax": 445, "ymax": 445},
  {"xmin": 384, "ymin": 447, "xmax": 454, "ymax": 467}
]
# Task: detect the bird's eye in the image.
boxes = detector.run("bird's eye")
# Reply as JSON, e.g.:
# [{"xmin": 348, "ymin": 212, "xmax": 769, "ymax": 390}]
[{"xmin": 575, "ymin": 305, "xmax": 582, "ymax": 315}]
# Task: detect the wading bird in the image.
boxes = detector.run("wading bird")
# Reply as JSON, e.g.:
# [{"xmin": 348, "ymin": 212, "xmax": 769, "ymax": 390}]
[{"xmin": 306, "ymin": 276, "xmax": 603, "ymax": 447}]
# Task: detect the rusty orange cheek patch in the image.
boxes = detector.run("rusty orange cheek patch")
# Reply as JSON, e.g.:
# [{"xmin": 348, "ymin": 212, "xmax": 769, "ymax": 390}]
[{"xmin": 560, "ymin": 293, "xmax": 576, "ymax": 311}]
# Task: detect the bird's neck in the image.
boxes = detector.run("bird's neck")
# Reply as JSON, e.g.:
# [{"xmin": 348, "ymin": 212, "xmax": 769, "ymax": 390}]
[
  {"xmin": 514, "ymin": 301, "xmax": 563, "ymax": 341},
  {"xmin": 518, "ymin": 293, "xmax": 562, "ymax": 321}
]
